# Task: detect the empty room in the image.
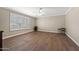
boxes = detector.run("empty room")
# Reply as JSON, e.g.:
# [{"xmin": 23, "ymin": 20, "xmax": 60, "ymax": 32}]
[{"xmin": 0, "ymin": 7, "xmax": 79, "ymax": 51}]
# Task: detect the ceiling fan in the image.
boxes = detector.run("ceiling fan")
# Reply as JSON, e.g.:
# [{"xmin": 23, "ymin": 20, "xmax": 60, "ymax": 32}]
[{"xmin": 38, "ymin": 8, "xmax": 44, "ymax": 16}]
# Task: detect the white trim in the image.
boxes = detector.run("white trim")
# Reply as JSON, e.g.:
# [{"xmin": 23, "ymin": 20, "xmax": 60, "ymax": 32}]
[
  {"xmin": 65, "ymin": 8, "xmax": 72, "ymax": 15},
  {"xmin": 65, "ymin": 33, "xmax": 79, "ymax": 47},
  {"xmin": 3, "ymin": 30, "xmax": 33, "ymax": 39},
  {"xmin": 38, "ymin": 29, "xmax": 59, "ymax": 33}
]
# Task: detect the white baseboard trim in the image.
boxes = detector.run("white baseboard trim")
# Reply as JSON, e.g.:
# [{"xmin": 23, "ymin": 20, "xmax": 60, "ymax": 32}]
[
  {"xmin": 38, "ymin": 29, "xmax": 59, "ymax": 33},
  {"xmin": 65, "ymin": 33, "xmax": 79, "ymax": 47},
  {"xmin": 3, "ymin": 30, "xmax": 33, "ymax": 39}
]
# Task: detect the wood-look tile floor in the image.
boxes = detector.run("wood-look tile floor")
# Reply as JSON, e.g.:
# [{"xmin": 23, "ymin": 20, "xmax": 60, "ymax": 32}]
[{"xmin": 3, "ymin": 31, "xmax": 79, "ymax": 51}]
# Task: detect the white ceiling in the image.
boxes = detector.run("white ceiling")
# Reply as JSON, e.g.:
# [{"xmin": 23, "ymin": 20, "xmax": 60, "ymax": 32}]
[{"xmin": 5, "ymin": 7, "xmax": 69, "ymax": 17}]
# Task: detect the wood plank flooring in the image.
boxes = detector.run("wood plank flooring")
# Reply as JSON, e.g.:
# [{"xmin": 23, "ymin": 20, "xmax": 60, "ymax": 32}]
[{"xmin": 3, "ymin": 31, "xmax": 79, "ymax": 51}]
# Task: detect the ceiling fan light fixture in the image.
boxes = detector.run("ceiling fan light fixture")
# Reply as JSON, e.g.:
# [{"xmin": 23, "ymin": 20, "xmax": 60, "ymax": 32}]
[{"xmin": 38, "ymin": 8, "xmax": 44, "ymax": 16}]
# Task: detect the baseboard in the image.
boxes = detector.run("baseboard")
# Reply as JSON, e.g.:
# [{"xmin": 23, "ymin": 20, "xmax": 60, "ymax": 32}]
[
  {"xmin": 38, "ymin": 29, "xmax": 59, "ymax": 33},
  {"xmin": 3, "ymin": 30, "xmax": 33, "ymax": 39},
  {"xmin": 65, "ymin": 33, "xmax": 79, "ymax": 47}
]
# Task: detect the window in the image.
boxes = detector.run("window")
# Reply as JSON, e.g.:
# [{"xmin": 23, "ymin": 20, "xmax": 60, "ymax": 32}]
[{"xmin": 10, "ymin": 13, "xmax": 33, "ymax": 31}]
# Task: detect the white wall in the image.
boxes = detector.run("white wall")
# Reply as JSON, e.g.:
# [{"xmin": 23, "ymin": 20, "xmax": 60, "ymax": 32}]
[
  {"xmin": 65, "ymin": 8, "xmax": 79, "ymax": 46},
  {"xmin": 0, "ymin": 8, "xmax": 36, "ymax": 39},
  {"xmin": 36, "ymin": 15, "xmax": 65, "ymax": 33}
]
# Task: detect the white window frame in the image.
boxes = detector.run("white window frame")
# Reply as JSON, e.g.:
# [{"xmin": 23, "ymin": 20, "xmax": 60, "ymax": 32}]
[{"xmin": 10, "ymin": 12, "xmax": 33, "ymax": 31}]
